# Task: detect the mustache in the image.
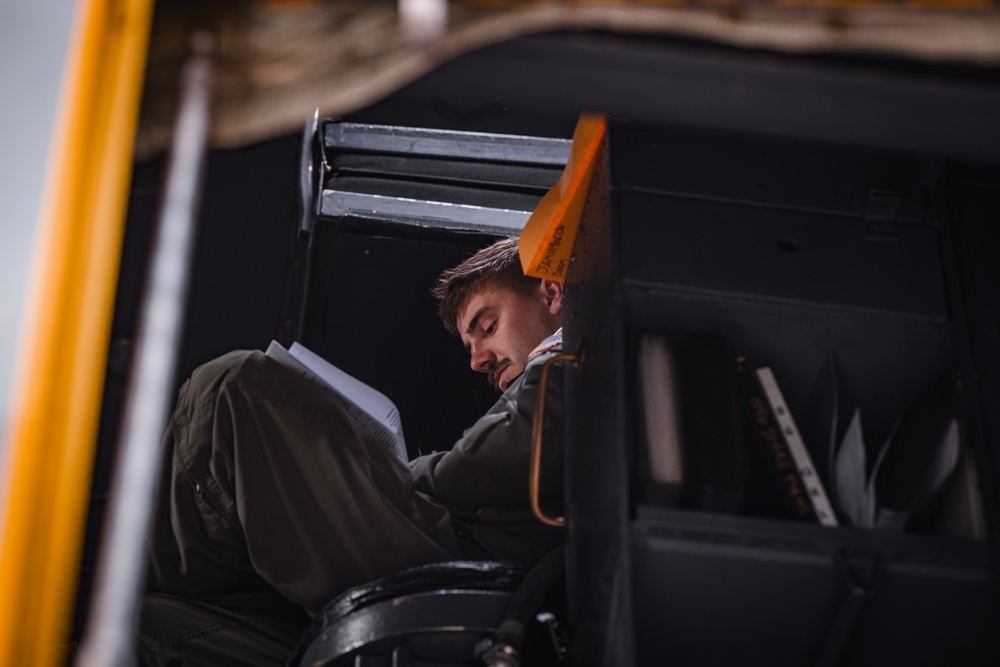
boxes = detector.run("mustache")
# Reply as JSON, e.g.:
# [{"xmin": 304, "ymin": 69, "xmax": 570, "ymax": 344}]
[{"xmin": 486, "ymin": 359, "xmax": 512, "ymax": 389}]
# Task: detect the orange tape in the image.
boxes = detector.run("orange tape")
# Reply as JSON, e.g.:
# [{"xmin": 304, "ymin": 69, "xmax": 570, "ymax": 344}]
[{"xmin": 519, "ymin": 112, "xmax": 607, "ymax": 281}]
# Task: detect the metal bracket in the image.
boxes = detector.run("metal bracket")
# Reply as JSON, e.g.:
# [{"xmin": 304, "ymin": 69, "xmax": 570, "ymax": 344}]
[
  {"xmin": 324, "ymin": 121, "xmax": 571, "ymax": 165},
  {"xmin": 297, "ymin": 108, "xmax": 322, "ymax": 235}
]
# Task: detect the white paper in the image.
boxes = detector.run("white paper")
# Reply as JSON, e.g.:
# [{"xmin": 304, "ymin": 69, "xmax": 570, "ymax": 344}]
[
  {"xmin": 834, "ymin": 408, "xmax": 870, "ymax": 528},
  {"xmin": 265, "ymin": 340, "xmax": 407, "ymax": 461}
]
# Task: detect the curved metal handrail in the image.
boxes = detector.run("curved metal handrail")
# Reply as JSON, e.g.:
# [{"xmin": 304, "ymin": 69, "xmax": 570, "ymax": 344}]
[{"xmin": 530, "ymin": 349, "xmax": 583, "ymax": 528}]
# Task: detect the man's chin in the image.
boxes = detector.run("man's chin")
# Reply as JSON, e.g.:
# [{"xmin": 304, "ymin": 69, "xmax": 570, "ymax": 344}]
[
  {"xmin": 488, "ymin": 365, "xmax": 508, "ymax": 391},
  {"xmin": 493, "ymin": 364, "xmax": 522, "ymax": 392}
]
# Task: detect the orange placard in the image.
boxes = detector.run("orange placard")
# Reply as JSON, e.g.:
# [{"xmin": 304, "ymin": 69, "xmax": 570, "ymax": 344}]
[{"xmin": 519, "ymin": 112, "xmax": 607, "ymax": 280}]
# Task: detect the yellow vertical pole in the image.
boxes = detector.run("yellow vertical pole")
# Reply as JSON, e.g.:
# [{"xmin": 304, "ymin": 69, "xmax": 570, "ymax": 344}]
[{"xmin": 0, "ymin": 0, "xmax": 155, "ymax": 665}]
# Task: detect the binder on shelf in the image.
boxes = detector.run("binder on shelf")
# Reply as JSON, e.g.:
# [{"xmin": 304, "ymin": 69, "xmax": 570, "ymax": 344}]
[
  {"xmin": 680, "ymin": 333, "xmax": 748, "ymax": 512},
  {"xmin": 635, "ymin": 332, "xmax": 686, "ymax": 506},
  {"xmin": 739, "ymin": 363, "xmax": 839, "ymax": 527},
  {"xmin": 634, "ymin": 331, "xmax": 748, "ymax": 511}
]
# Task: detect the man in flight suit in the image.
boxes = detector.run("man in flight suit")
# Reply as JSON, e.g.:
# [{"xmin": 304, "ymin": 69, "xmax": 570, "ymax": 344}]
[{"xmin": 139, "ymin": 237, "xmax": 566, "ymax": 665}]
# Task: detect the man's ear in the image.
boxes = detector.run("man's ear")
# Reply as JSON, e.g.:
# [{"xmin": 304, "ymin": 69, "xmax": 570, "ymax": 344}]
[{"xmin": 540, "ymin": 279, "xmax": 564, "ymax": 315}]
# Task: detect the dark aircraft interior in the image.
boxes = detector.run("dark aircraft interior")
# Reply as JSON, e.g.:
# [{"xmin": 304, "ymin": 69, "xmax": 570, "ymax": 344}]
[{"xmin": 78, "ymin": 29, "xmax": 1000, "ymax": 666}]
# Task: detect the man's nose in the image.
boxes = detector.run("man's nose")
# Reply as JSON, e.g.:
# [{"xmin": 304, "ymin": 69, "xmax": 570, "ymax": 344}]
[{"xmin": 469, "ymin": 341, "xmax": 494, "ymax": 372}]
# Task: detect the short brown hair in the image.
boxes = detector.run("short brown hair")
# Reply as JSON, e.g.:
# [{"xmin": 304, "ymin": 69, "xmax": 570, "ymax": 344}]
[{"xmin": 432, "ymin": 237, "xmax": 540, "ymax": 334}]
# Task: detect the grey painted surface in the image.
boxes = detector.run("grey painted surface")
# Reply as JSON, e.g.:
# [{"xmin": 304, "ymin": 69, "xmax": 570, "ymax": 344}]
[{"xmin": 0, "ymin": 0, "xmax": 78, "ymax": 473}]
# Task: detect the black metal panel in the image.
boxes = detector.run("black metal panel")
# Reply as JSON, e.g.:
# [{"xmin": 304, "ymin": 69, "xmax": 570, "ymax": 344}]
[
  {"xmin": 316, "ymin": 119, "xmax": 568, "ymax": 234},
  {"xmin": 328, "ymin": 152, "xmax": 562, "ymax": 191},
  {"xmin": 631, "ymin": 508, "xmax": 994, "ymax": 666},
  {"xmin": 610, "ymin": 117, "xmax": 961, "ymax": 462},
  {"xmin": 300, "ymin": 224, "xmax": 502, "ymax": 459},
  {"xmin": 945, "ymin": 165, "xmax": 1000, "ymax": 572},
  {"xmin": 618, "ymin": 191, "xmax": 947, "ymax": 320},
  {"xmin": 563, "ymin": 142, "xmax": 636, "ymax": 666},
  {"xmin": 319, "ymin": 190, "xmax": 534, "ymax": 236},
  {"xmin": 610, "ymin": 121, "xmax": 934, "ymax": 224},
  {"xmin": 564, "ymin": 116, "xmax": 997, "ymax": 667},
  {"xmin": 178, "ymin": 135, "xmax": 301, "ymax": 375},
  {"xmin": 322, "ymin": 175, "xmax": 543, "ymax": 218},
  {"xmin": 325, "ymin": 121, "xmax": 571, "ymax": 166}
]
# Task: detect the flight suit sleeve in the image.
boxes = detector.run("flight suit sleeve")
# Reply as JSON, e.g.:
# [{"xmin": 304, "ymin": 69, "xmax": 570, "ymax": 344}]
[{"xmin": 408, "ymin": 343, "xmax": 566, "ymax": 561}]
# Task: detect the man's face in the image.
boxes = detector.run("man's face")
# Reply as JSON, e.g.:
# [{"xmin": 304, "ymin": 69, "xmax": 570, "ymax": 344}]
[{"xmin": 457, "ymin": 280, "xmax": 563, "ymax": 392}]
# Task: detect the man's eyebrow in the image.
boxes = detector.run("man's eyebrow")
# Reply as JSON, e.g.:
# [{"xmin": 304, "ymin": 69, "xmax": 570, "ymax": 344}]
[{"xmin": 463, "ymin": 305, "xmax": 491, "ymax": 336}]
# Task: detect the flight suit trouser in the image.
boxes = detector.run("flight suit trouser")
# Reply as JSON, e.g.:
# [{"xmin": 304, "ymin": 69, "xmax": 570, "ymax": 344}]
[{"xmin": 140, "ymin": 350, "xmax": 464, "ymax": 665}]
